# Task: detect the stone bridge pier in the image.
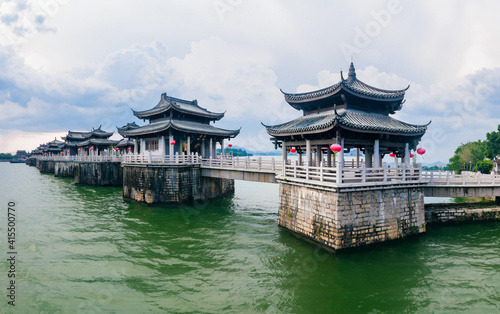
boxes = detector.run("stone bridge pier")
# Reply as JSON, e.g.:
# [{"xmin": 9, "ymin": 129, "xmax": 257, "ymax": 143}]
[{"xmin": 277, "ymin": 180, "xmax": 427, "ymax": 251}]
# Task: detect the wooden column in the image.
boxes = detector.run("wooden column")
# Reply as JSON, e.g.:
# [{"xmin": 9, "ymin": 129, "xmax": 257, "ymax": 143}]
[
  {"xmin": 134, "ymin": 140, "xmax": 138, "ymax": 155},
  {"xmin": 221, "ymin": 138, "xmax": 224, "ymax": 157},
  {"xmin": 316, "ymin": 146, "xmax": 321, "ymax": 167},
  {"xmin": 306, "ymin": 140, "xmax": 311, "ymax": 166},
  {"xmin": 374, "ymin": 139, "xmax": 380, "ymax": 169},
  {"xmin": 327, "ymin": 148, "xmax": 332, "ymax": 167},
  {"xmin": 356, "ymin": 148, "xmax": 360, "ymax": 168},
  {"xmin": 298, "ymin": 150, "xmax": 303, "ymax": 166},
  {"xmin": 187, "ymin": 136, "xmax": 191, "ymax": 155},
  {"xmin": 169, "ymin": 134, "xmax": 174, "ymax": 157},
  {"xmin": 160, "ymin": 135, "xmax": 166, "ymax": 155},
  {"xmin": 201, "ymin": 139, "xmax": 206, "ymax": 158},
  {"xmin": 209, "ymin": 138, "xmax": 213, "ymax": 159},
  {"xmin": 282, "ymin": 141, "xmax": 287, "ymax": 168},
  {"xmin": 404, "ymin": 143, "xmax": 410, "ymax": 165}
]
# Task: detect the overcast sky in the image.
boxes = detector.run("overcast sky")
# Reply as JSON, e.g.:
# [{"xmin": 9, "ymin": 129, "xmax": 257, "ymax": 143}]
[{"xmin": 1, "ymin": 0, "xmax": 500, "ymax": 163}]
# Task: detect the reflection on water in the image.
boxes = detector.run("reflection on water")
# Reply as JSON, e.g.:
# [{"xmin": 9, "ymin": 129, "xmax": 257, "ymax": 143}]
[{"xmin": 0, "ymin": 163, "xmax": 499, "ymax": 313}]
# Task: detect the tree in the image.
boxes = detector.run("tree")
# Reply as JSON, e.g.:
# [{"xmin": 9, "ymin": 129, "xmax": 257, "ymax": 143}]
[
  {"xmin": 485, "ymin": 124, "xmax": 500, "ymax": 159},
  {"xmin": 447, "ymin": 140, "xmax": 487, "ymax": 173},
  {"xmin": 473, "ymin": 160, "xmax": 494, "ymax": 174}
]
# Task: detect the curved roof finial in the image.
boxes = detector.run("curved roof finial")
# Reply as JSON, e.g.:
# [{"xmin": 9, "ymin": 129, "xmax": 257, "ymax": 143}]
[{"xmin": 348, "ymin": 62, "xmax": 356, "ymax": 80}]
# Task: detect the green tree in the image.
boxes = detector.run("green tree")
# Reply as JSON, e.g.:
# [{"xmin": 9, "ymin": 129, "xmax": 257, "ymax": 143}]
[
  {"xmin": 485, "ymin": 124, "xmax": 500, "ymax": 159},
  {"xmin": 473, "ymin": 160, "xmax": 494, "ymax": 174},
  {"xmin": 447, "ymin": 140, "xmax": 487, "ymax": 173}
]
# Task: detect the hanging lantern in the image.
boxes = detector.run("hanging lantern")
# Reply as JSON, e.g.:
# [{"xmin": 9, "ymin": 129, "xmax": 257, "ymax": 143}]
[
  {"xmin": 389, "ymin": 153, "xmax": 396, "ymax": 157},
  {"xmin": 290, "ymin": 148, "xmax": 297, "ymax": 153},
  {"xmin": 410, "ymin": 153, "xmax": 414, "ymax": 158},
  {"xmin": 78, "ymin": 148, "xmax": 81, "ymax": 152},
  {"xmin": 228, "ymin": 144, "xmax": 233, "ymax": 148},
  {"xmin": 61, "ymin": 152, "xmax": 64, "ymax": 155},
  {"xmin": 417, "ymin": 148, "xmax": 426, "ymax": 155},
  {"xmin": 90, "ymin": 147, "xmax": 94, "ymax": 150},
  {"xmin": 330, "ymin": 144, "xmax": 342, "ymax": 153},
  {"xmin": 128, "ymin": 147, "xmax": 131, "ymax": 151}
]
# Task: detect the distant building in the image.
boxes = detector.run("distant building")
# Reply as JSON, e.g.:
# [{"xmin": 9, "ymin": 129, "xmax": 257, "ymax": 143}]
[
  {"xmin": 118, "ymin": 93, "xmax": 240, "ymax": 158},
  {"xmin": 62, "ymin": 126, "xmax": 119, "ymax": 155},
  {"xmin": 16, "ymin": 150, "xmax": 27, "ymax": 158}
]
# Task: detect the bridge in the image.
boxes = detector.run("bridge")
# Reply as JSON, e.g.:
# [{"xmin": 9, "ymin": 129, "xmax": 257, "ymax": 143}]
[{"xmin": 34, "ymin": 154, "xmax": 500, "ymax": 198}]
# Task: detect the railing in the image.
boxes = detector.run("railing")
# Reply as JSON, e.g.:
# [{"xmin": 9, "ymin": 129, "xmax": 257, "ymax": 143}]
[
  {"xmin": 122, "ymin": 153, "xmax": 201, "ymax": 164},
  {"xmin": 422, "ymin": 170, "xmax": 500, "ymax": 186},
  {"xmin": 200, "ymin": 156, "xmax": 282, "ymax": 172},
  {"xmin": 36, "ymin": 155, "xmax": 124, "ymax": 162},
  {"xmin": 282, "ymin": 162, "xmax": 421, "ymax": 185}
]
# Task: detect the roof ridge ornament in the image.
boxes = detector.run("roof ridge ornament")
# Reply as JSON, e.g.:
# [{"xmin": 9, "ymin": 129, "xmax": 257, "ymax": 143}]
[{"xmin": 348, "ymin": 62, "xmax": 356, "ymax": 80}]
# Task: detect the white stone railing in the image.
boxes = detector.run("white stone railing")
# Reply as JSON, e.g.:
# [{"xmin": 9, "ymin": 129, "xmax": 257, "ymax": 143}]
[
  {"xmin": 36, "ymin": 155, "xmax": 124, "ymax": 162},
  {"xmin": 200, "ymin": 156, "xmax": 282, "ymax": 172},
  {"xmin": 122, "ymin": 153, "xmax": 201, "ymax": 164},
  {"xmin": 282, "ymin": 162, "xmax": 422, "ymax": 185},
  {"xmin": 422, "ymin": 170, "xmax": 500, "ymax": 185}
]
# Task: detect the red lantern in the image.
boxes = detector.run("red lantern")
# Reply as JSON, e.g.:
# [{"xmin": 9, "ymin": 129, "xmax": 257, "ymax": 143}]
[
  {"xmin": 330, "ymin": 144, "xmax": 342, "ymax": 153},
  {"xmin": 90, "ymin": 147, "xmax": 94, "ymax": 150},
  {"xmin": 61, "ymin": 152, "xmax": 64, "ymax": 155},
  {"xmin": 290, "ymin": 148, "xmax": 297, "ymax": 153},
  {"xmin": 78, "ymin": 148, "xmax": 81, "ymax": 151},
  {"xmin": 417, "ymin": 148, "xmax": 426, "ymax": 155},
  {"xmin": 389, "ymin": 153, "xmax": 396, "ymax": 157},
  {"xmin": 128, "ymin": 147, "xmax": 131, "ymax": 151},
  {"xmin": 410, "ymin": 153, "xmax": 414, "ymax": 158},
  {"xmin": 170, "ymin": 140, "xmax": 176, "ymax": 145},
  {"xmin": 228, "ymin": 144, "xmax": 233, "ymax": 148}
]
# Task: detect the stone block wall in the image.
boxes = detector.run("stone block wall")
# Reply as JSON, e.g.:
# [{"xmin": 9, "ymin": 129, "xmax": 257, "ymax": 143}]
[
  {"xmin": 74, "ymin": 162, "xmax": 122, "ymax": 186},
  {"xmin": 54, "ymin": 161, "xmax": 77, "ymax": 178},
  {"xmin": 425, "ymin": 204, "xmax": 500, "ymax": 223},
  {"xmin": 278, "ymin": 181, "xmax": 426, "ymax": 250},
  {"xmin": 123, "ymin": 164, "xmax": 234, "ymax": 204},
  {"xmin": 36, "ymin": 159, "xmax": 55, "ymax": 174}
]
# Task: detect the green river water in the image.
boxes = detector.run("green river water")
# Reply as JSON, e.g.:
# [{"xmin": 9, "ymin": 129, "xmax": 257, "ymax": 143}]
[{"xmin": 0, "ymin": 163, "xmax": 499, "ymax": 313}]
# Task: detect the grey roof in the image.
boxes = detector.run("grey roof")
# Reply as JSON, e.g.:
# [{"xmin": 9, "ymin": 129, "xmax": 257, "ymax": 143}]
[
  {"xmin": 263, "ymin": 109, "xmax": 429, "ymax": 136},
  {"xmin": 281, "ymin": 63, "xmax": 408, "ymax": 103},
  {"xmin": 117, "ymin": 122, "xmax": 140, "ymax": 132},
  {"xmin": 63, "ymin": 126, "xmax": 113, "ymax": 141},
  {"xmin": 76, "ymin": 138, "xmax": 120, "ymax": 147},
  {"xmin": 119, "ymin": 118, "xmax": 240, "ymax": 138},
  {"xmin": 117, "ymin": 138, "xmax": 135, "ymax": 147},
  {"xmin": 133, "ymin": 93, "xmax": 225, "ymax": 120}
]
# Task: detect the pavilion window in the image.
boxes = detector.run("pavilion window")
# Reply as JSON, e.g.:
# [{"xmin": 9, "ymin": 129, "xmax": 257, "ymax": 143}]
[{"xmin": 145, "ymin": 138, "xmax": 159, "ymax": 151}]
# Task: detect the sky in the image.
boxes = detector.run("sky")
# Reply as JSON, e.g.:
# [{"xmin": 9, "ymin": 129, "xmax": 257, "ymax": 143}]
[{"xmin": 1, "ymin": 0, "xmax": 500, "ymax": 163}]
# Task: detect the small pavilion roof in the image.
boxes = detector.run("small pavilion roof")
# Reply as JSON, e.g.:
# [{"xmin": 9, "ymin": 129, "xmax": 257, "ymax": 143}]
[
  {"xmin": 117, "ymin": 138, "xmax": 135, "ymax": 147},
  {"xmin": 119, "ymin": 118, "xmax": 240, "ymax": 138},
  {"xmin": 133, "ymin": 93, "xmax": 225, "ymax": 120},
  {"xmin": 63, "ymin": 126, "xmax": 113, "ymax": 140},
  {"xmin": 263, "ymin": 109, "xmax": 430, "ymax": 136},
  {"xmin": 117, "ymin": 122, "xmax": 140, "ymax": 133},
  {"xmin": 76, "ymin": 138, "xmax": 120, "ymax": 147},
  {"xmin": 281, "ymin": 63, "xmax": 409, "ymax": 107}
]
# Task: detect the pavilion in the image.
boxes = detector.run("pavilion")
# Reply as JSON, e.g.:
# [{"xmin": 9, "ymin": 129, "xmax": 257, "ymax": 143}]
[
  {"xmin": 263, "ymin": 63, "xmax": 430, "ymax": 169},
  {"xmin": 118, "ymin": 93, "xmax": 240, "ymax": 158},
  {"xmin": 60, "ymin": 126, "xmax": 119, "ymax": 156}
]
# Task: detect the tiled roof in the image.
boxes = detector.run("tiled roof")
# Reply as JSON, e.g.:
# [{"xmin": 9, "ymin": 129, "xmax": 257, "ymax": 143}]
[
  {"xmin": 76, "ymin": 139, "xmax": 120, "ymax": 147},
  {"xmin": 117, "ymin": 138, "xmax": 135, "ymax": 147},
  {"xmin": 133, "ymin": 93, "xmax": 225, "ymax": 120},
  {"xmin": 119, "ymin": 118, "xmax": 240, "ymax": 138},
  {"xmin": 264, "ymin": 109, "xmax": 429, "ymax": 136},
  {"xmin": 117, "ymin": 122, "xmax": 140, "ymax": 132},
  {"xmin": 282, "ymin": 63, "xmax": 408, "ymax": 103}
]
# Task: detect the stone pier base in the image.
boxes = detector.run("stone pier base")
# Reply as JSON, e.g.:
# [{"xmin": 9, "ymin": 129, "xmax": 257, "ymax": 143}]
[
  {"xmin": 74, "ymin": 162, "xmax": 122, "ymax": 186},
  {"xmin": 122, "ymin": 164, "xmax": 234, "ymax": 204},
  {"xmin": 278, "ymin": 180, "xmax": 426, "ymax": 250},
  {"xmin": 36, "ymin": 159, "xmax": 55, "ymax": 173},
  {"xmin": 54, "ymin": 161, "xmax": 77, "ymax": 178}
]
